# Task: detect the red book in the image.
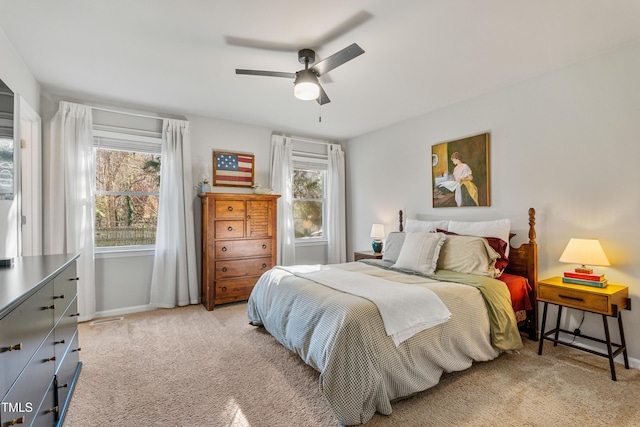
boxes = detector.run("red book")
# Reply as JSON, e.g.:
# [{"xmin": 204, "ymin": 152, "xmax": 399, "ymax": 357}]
[{"xmin": 564, "ymin": 271, "xmax": 605, "ymax": 281}]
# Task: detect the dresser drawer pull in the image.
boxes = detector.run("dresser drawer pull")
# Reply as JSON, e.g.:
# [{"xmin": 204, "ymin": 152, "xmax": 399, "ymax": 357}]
[
  {"xmin": 222, "ymin": 286, "xmax": 227, "ymax": 292},
  {"xmin": 43, "ymin": 304, "xmax": 55, "ymax": 310},
  {"xmin": 69, "ymin": 277, "xmax": 80, "ymax": 281},
  {"xmin": 227, "ymin": 226, "xmax": 233, "ymax": 231},
  {"xmin": 72, "ymin": 347, "xmax": 82, "ymax": 352},
  {"xmin": 222, "ymin": 267, "xmax": 228, "ymax": 272},
  {"xmin": 44, "ymin": 356, "xmax": 56, "ymax": 362},
  {"xmin": 46, "ymin": 406, "xmax": 59, "ymax": 414},
  {"xmin": 227, "ymin": 206, "xmax": 233, "ymax": 211},
  {"xmin": 55, "ymin": 339, "xmax": 66, "ymax": 345},
  {"xmin": 261, "ymin": 263, "xmax": 267, "ymax": 269},
  {"xmin": 221, "ymin": 246, "xmax": 228, "ymax": 252},
  {"xmin": 54, "ymin": 294, "xmax": 65, "ymax": 299},
  {"xmin": 70, "ymin": 313, "xmax": 80, "ymax": 317},
  {"xmin": 1, "ymin": 342, "xmax": 22, "ymax": 352},
  {"xmin": 262, "ymin": 244, "xmax": 267, "ymax": 249},
  {"xmin": 558, "ymin": 294, "xmax": 584, "ymax": 302},
  {"xmin": 8, "ymin": 416, "xmax": 25, "ymax": 425},
  {"xmin": 58, "ymin": 383, "xmax": 69, "ymax": 389},
  {"xmin": 247, "ymin": 215, "xmax": 251, "ymax": 220}
]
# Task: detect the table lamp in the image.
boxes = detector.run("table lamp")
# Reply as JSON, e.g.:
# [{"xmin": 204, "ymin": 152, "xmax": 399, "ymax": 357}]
[
  {"xmin": 370, "ymin": 224, "xmax": 385, "ymax": 253},
  {"xmin": 559, "ymin": 238, "xmax": 610, "ymax": 274}
]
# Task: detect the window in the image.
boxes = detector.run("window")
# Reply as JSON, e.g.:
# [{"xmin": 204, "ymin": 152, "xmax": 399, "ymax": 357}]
[
  {"xmin": 293, "ymin": 168, "xmax": 325, "ymax": 239},
  {"xmin": 93, "ymin": 132, "xmax": 161, "ymax": 248}
]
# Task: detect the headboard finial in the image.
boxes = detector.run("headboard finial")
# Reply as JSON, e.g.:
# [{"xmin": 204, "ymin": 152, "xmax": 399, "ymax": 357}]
[
  {"xmin": 399, "ymin": 210, "xmax": 404, "ymax": 232},
  {"xmin": 528, "ymin": 207, "xmax": 536, "ymax": 243}
]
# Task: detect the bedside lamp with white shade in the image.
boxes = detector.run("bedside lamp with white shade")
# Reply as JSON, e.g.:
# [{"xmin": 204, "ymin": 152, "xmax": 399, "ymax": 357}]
[
  {"xmin": 559, "ymin": 238, "xmax": 610, "ymax": 274},
  {"xmin": 370, "ymin": 224, "xmax": 385, "ymax": 253}
]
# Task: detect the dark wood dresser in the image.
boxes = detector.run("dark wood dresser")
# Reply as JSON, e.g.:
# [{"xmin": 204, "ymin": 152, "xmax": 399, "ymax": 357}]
[
  {"xmin": 199, "ymin": 193, "xmax": 279, "ymax": 310},
  {"xmin": 0, "ymin": 253, "xmax": 82, "ymax": 427}
]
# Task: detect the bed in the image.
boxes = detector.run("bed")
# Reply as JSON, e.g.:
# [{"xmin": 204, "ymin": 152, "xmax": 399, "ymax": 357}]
[{"xmin": 247, "ymin": 208, "xmax": 538, "ymax": 426}]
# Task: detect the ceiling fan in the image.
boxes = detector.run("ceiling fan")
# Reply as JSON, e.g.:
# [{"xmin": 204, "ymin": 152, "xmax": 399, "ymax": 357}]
[{"xmin": 235, "ymin": 43, "xmax": 365, "ymax": 105}]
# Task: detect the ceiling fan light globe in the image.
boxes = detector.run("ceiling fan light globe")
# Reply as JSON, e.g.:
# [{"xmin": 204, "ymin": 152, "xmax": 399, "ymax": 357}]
[{"xmin": 294, "ymin": 82, "xmax": 320, "ymax": 100}]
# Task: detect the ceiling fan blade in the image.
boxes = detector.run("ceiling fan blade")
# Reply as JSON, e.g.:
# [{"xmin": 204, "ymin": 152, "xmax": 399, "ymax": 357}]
[
  {"xmin": 310, "ymin": 43, "xmax": 365, "ymax": 76},
  {"xmin": 226, "ymin": 36, "xmax": 299, "ymax": 52},
  {"xmin": 317, "ymin": 84, "xmax": 330, "ymax": 105},
  {"xmin": 236, "ymin": 69, "xmax": 296, "ymax": 79}
]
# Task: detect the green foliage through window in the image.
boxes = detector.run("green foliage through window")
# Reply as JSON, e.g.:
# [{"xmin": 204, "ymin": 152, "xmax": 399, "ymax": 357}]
[{"xmin": 293, "ymin": 169, "xmax": 324, "ymax": 238}]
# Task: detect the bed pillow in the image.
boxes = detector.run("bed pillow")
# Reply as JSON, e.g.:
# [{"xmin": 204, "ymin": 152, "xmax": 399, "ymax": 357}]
[
  {"xmin": 391, "ymin": 232, "xmax": 446, "ymax": 275},
  {"xmin": 382, "ymin": 232, "xmax": 406, "ymax": 263},
  {"xmin": 447, "ymin": 219, "xmax": 511, "ymax": 256},
  {"xmin": 405, "ymin": 218, "xmax": 450, "ymax": 233},
  {"xmin": 436, "ymin": 234, "xmax": 501, "ymax": 278},
  {"xmin": 438, "ymin": 229, "xmax": 509, "ymax": 275}
]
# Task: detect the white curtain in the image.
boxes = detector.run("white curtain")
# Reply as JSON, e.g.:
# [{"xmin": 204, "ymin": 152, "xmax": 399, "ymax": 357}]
[
  {"xmin": 149, "ymin": 119, "xmax": 199, "ymax": 307},
  {"xmin": 45, "ymin": 101, "xmax": 96, "ymax": 321},
  {"xmin": 326, "ymin": 144, "xmax": 347, "ymax": 264},
  {"xmin": 269, "ymin": 135, "xmax": 296, "ymax": 266}
]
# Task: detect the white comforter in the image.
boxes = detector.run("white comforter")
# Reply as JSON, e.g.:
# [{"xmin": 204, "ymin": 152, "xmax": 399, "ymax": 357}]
[{"xmin": 247, "ymin": 262, "xmax": 508, "ymax": 425}]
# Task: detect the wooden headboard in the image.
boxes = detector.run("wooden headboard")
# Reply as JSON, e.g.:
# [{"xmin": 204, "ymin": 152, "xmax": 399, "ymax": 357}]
[{"xmin": 398, "ymin": 208, "xmax": 539, "ymax": 341}]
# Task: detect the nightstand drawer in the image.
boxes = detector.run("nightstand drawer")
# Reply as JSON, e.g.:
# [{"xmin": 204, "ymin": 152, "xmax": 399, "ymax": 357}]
[{"xmin": 539, "ymin": 284, "xmax": 608, "ymax": 313}]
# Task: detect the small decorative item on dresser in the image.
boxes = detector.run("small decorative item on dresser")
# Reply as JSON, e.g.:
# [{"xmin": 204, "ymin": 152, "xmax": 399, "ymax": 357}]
[
  {"xmin": 370, "ymin": 223, "xmax": 385, "ymax": 253},
  {"xmin": 354, "ymin": 250, "xmax": 384, "ymax": 261}
]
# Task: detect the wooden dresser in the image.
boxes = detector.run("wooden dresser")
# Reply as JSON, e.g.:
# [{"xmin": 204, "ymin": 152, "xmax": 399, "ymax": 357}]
[
  {"xmin": 199, "ymin": 193, "xmax": 279, "ymax": 310},
  {"xmin": 0, "ymin": 253, "xmax": 82, "ymax": 427}
]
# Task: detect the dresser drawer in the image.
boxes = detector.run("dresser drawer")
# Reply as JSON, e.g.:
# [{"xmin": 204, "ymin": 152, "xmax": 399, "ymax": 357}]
[
  {"xmin": 539, "ymin": 283, "xmax": 609, "ymax": 314},
  {"xmin": 53, "ymin": 262, "xmax": 78, "ymax": 321},
  {"xmin": 215, "ymin": 200, "xmax": 245, "ymax": 218},
  {"xmin": 215, "ymin": 220, "xmax": 245, "ymax": 238},
  {"xmin": 0, "ymin": 283, "xmax": 55, "ymax": 397},
  {"xmin": 1, "ymin": 330, "xmax": 56, "ymax": 426},
  {"xmin": 215, "ymin": 239, "xmax": 272, "ymax": 259},
  {"xmin": 215, "ymin": 257, "xmax": 272, "ymax": 279},
  {"xmin": 215, "ymin": 278, "xmax": 258, "ymax": 304},
  {"xmin": 53, "ymin": 297, "xmax": 78, "ymax": 364}
]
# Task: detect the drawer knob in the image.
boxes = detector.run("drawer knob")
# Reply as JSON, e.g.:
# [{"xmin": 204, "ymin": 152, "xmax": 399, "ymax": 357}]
[
  {"xmin": 69, "ymin": 277, "xmax": 80, "ymax": 281},
  {"xmin": 45, "ymin": 356, "xmax": 56, "ymax": 362},
  {"xmin": 46, "ymin": 406, "xmax": 59, "ymax": 414},
  {"xmin": 58, "ymin": 383, "xmax": 69, "ymax": 389},
  {"xmin": 227, "ymin": 206, "xmax": 233, "ymax": 211},
  {"xmin": 222, "ymin": 286, "xmax": 227, "ymax": 292},
  {"xmin": 8, "ymin": 416, "xmax": 25, "ymax": 425},
  {"xmin": 54, "ymin": 294, "xmax": 65, "ymax": 299},
  {"xmin": 222, "ymin": 267, "xmax": 228, "ymax": 272},
  {"xmin": 222, "ymin": 246, "xmax": 228, "ymax": 252},
  {"xmin": 72, "ymin": 347, "xmax": 82, "ymax": 352},
  {"xmin": 247, "ymin": 215, "xmax": 251, "ymax": 220},
  {"xmin": 70, "ymin": 312, "xmax": 81, "ymax": 317},
  {"xmin": 55, "ymin": 339, "xmax": 66, "ymax": 345},
  {"xmin": 262, "ymin": 263, "xmax": 267, "ymax": 269},
  {"xmin": 43, "ymin": 304, "xmax": 55, "ymax": 310},
  {"xmin": 227, "ymin": 226, "xmax": 233, "ymax": 231},
  {"xmin": 1, "ymin": 342, "xmax": 22, "ymax": 352},
  {"xmin": 262, "ymin": 244, "xmax": 267, "ymax": 249}
]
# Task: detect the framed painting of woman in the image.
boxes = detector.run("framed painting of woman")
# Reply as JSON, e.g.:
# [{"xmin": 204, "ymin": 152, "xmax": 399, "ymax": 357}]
[{"xmin": 431, "ymin": 132, "xmax": 490, "ymax": 207}]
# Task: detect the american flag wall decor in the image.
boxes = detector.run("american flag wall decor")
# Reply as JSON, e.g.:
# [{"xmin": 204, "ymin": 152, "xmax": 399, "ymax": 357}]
[{"xmin": 213, "ymin": 151, "xmax": 255, "ymax": 187}]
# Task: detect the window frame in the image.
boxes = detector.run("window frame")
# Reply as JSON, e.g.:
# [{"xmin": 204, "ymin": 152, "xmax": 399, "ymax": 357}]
[
  {"xmin": 292, "ymin": 154, "xmax": 328, "ymax": 246},
  {"xmin": 93, "ymin": 129, "xmax": 162, "ymax": 254}
]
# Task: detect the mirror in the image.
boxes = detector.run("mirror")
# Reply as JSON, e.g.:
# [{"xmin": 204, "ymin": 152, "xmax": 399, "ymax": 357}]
[{"xmin": 0, "ymin": 78, "xmax": 16, "ymax": 261}]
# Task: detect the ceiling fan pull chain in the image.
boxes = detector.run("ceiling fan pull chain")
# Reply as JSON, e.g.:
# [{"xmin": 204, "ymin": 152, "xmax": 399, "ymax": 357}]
[{"xmin": 318, "ymin": 103, "xmax": 322, "ymax": 123}]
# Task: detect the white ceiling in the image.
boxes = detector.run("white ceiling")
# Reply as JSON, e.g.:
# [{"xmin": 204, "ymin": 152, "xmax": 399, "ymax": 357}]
[{"xmin": 1, "ymin": 0, "xmax": 640, "ymax": 140}]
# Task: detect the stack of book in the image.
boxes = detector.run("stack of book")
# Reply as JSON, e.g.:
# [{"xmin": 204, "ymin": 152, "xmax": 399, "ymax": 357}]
[{"xmin": 562, "ymin": 271, "xmax": 608, "ymax": 288}]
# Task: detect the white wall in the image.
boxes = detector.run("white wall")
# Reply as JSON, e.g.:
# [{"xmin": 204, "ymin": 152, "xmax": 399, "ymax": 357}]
[{"xmin": 346, "ymin": 41, "xmax": 640, "ymax": 364}]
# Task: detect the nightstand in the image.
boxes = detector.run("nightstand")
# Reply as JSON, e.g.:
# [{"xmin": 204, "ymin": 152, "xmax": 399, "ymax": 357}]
[
  {"xmin": 354, "ymin": 250, "xmax": 383, "ymax": 261},
  {"xmin": 537, "ymin": 276, "xmax": 631, "ymax": 380}
]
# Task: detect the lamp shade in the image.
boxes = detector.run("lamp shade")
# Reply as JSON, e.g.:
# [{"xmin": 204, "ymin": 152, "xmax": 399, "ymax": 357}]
[
  {"xmin": 294, "ymin": 70, "xmax": 320, "ymax": 101},
  {"xmin": 370, "ymin": 224, "xmax": 385, "ymax": 240},
  {"xmin": 559, "ymin": 238, "xmax": 610, "ymax": 267}
]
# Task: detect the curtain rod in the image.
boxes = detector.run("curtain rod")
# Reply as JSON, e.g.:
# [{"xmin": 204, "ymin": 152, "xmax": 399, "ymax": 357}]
[
  {"xmin": 89, "ymin": 105, "xmax": 168, "ymax": 122},
  {"xmin": 277, "ymin": 133, "xmax": 338, "ymax": 146}
]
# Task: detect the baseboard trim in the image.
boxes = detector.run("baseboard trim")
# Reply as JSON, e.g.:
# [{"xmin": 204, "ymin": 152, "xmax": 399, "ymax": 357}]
[{"xmin": 94, "ymin": 304, "xmax": 157, "ymax": 319}]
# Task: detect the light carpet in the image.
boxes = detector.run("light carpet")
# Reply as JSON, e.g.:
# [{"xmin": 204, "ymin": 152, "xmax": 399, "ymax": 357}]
[{"xmin": 64, "ymin": 303, "xmax": 640, "ymax": 427}]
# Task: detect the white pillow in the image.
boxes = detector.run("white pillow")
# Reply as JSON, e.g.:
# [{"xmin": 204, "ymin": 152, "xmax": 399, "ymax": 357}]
[
  {"xmin": 447, "ymin": 219, "xmax": 511, "ymax": 256},
  {"xmin": 392, "ymin": 232, "xmax": 446, "ymax": 275},
  {"xmin": 405, "ymin": 218, "xmax": 450, "ymax": 233},
  {"xmin": 382, "ymin": 232, "xmax": 406, "ymax": 263}
]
